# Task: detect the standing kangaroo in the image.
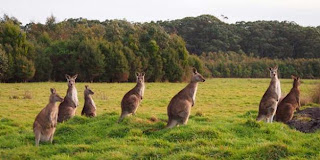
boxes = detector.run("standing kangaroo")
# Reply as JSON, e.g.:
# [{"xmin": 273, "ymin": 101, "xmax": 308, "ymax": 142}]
[
  {"xmin": 275, "ymin": 75, "xmax": 301, "ymax": 123},
  {"xmin": 256, "ymin": 66, "xmax": 281, "ymax": 123},
  {"xmin": 58, "ymin": 74, "xmax": 79, "ymax": 123},
  {"xmin": 33, "ymin": 88, "xmax": 63, "ymax": 146},
  {"xmin": 81, "ymin": 85, "xmax": 97, "ymax": 117},
  {"xmin": 118, "ymin": 72, "xmax": 145, "ymax": 123},
  {"xmin": 166, "ymin": 68, "xmax": 205, "ymax": 128}
]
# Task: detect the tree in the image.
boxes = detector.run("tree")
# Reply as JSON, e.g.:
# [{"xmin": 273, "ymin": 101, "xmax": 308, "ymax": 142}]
[
  {"xmin": 75, "ymin": 40, "xmax": 105, "ymax": 82},
  {"xmin": 14, "ymin": 55, "xmax": 35, "ymax": 81},
  {"xmin": 0, "ymin": 47, "xmax": 8, "ymax": 81}
]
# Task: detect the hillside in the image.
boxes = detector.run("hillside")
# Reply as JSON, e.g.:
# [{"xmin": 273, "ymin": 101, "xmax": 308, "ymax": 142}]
[{"xmin": 1, "ymin": 79, "xmax": 320, "ymax": 159}]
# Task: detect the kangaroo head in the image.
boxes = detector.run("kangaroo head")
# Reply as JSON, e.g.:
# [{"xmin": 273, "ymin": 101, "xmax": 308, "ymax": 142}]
[
  {"xmin": 191, "ymin": 68, "xmax": 205, "ymax": 82},
  {"xmin": 84, "ymin": 85, "xmax": 94, "ymax": 95},
  {"xmin": 50, "ymin": 88, "xmax": 63, "ymax": 102},
  {"xmin": 65, "ymin": 74, "xmax": 78, "ymax": 87},
  {"xmin": 291, "ymin": 75, "xmax": 301, "ymax": 88},
  {"xmin": 136, "ymin": 72, "xmax": 145, "ymax": 84},
  {"xmin": 268, "ymin": 66, "xmax": 278, "ymax": 78}
]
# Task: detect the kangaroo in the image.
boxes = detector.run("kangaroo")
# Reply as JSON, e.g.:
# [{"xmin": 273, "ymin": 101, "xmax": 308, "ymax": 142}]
[
  {"xmin": 166, "ymin": 68, "xmax": 205, "ymax": 128},
  {"xmin": 33, "ymin": 88, "xmax": 63, "ymax": 146},
  {"xmin": 275, "ymin": 75, "xmax": 301, "ymax": 123},
  {"xmin": 256, "ymin": 66, "xmax": 281, "ymax": 123},
  {"xmin": 81, "ymin": 85, "xmax": 96, "ymax": 117},
  {"xmin": 58, "ymin": 74, "xmax": 79, "ymax": 123},
  {"xmin": 118, "ymin": 72, "xmax": 145, "ymax": 123}
]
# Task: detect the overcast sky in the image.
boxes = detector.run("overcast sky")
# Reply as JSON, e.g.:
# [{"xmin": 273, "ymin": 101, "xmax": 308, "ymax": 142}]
[{"xmin": 1, "ymin": 0, "xmax": 319, "ymax": 26}]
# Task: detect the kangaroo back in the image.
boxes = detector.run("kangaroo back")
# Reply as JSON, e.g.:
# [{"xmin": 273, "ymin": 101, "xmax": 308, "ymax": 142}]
[
  {"xmin": 118, "ymin": 72, "xmax": 145, "ymax": 123},
  {"xmin": 166, "ymin": 68, "xmax": 205, "ymax": 128},
  {"xmin": 276, "ymin": 76, "xmax": 301, "ymax": 123},
  {"xmin": 33, "ymin": 88, "xmax": 63, "ymax": 146},
  {"xmin": 82, "ymin": 85, "xmax": 97, "ymax": 117}
]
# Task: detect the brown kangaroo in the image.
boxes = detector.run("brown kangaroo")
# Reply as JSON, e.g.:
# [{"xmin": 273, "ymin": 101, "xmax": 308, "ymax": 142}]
[
  {"xmin": 81, "ymin": 85, "xmax": 96, "ymax": 117},
  {"xmin": 275, "ymin": 75, "xmax": 301, "ymax": 123},
  {"xmin": 256, "ymin": 66, "xmax": 281, "ymax": 123},
  {"xmin": 118, "ymin": 72, "xmax": 145, "ymax": 123},
  {"xmin": 166, "ymin": 68, "xmax": 205, "ymax": 128},
  {"xmin": 58, "ymin": 74, "xmax": 79, "ymax": 123},
  {"xmin": 33, "ymin": 88, "xmax": 63, "ymax": 146}
]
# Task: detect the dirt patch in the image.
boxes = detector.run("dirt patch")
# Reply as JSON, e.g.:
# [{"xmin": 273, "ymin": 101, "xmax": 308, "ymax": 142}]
[{"xmin": 287, "ymin": 107, "xmax": 320, "ymax": 133}]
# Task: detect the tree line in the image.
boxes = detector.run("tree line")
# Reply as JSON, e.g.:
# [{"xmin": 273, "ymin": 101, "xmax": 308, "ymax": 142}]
[
  {"xmin": 159, "ymin": 15, "xmax": 320, "ymax": 59},
  {"xmin": 200, "ymin": 52, "xmax": 320, "ymax": 78},
  {"xmin": 0, "ymin": 14, "xmax": 320, "ymax": 82}
]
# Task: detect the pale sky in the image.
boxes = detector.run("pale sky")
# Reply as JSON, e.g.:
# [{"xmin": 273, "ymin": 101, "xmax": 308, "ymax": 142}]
[{"xmin": 1, "ymin": 0, "xmax": 319, "ymax": 26}]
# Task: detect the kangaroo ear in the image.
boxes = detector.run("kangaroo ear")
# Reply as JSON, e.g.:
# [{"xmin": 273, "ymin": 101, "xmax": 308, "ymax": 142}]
[
  {"xmin": 193, "ymin": 68, "xmax": 197, "ymax": 74},
  {"xmin": 50, "ymin": 88, "xmax": 56, "ymax": 94},
  {"xmin": 141, "ymin": 72, "xmax": 145, "ymax": 76},
  {"xmin": 85, "ymin": 85, "xmax": 88, "ymax": 89},
  {"xmin": 136, "ymin": 72, "xmax": 140, "ymax": 77},
  {"xmin": 268, "ymin": 67, "xmax": 272, "ymax": 71},
  {"xmin": 72, "ymin": 74, "xmax": 78, "ymax": 79},
  {"xmin": 65, "ymin": 74, "xmax": 71, "ymax": 80},
  {"xmin": 291, "ymin": 75, "xmax": 295, "ymax": 79},
  {"xmin": 274, "ymin": 66, "xmax": 278, "ymax": 70}
]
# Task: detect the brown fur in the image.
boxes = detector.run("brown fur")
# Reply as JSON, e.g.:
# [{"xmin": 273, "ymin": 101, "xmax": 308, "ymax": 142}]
[
  {"xmin": 256, "ymin": 66, "xmax": 281, "ymax": 123},
  {"xmin": 81, "ymin": 85, "xmax": 96, "ymax": 117},
  {"xmin": 33, "ymin": 88, "xmax": 63, "ymax": 146},
  {"xmin": 275, "ymin": 75, "xmax": 301, "ymax": 123},
  {"xmin": 58, "ymin": 74, "xmax": 79, "ymax": 123},
  {"xmin": 118, "ymin": 72, "xmax": 145, "ymax": 122},
  {"xmin": 166, "ymin": 68, "xmax": 205, "ymax": 128}
]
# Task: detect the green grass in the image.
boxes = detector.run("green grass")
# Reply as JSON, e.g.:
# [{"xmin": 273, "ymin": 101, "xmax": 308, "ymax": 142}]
[{"xmin": 0, "ymin": 78, "xmax": 320, "ymax": 159}]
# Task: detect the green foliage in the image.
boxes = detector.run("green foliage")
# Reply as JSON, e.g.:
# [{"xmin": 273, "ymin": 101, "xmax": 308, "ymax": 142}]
[
  {"xmin": 0, "ymin": 47, "xmax": 8, "ymax": 81},
  {"xmin": 160, "ymin": 16, "xmax": 320, "ymax": 59},
  {"xmin": 2, "ymin": 14, "xmax": 320, "ymax": 82},
  {"xmin": 75, "ymin": 40, "xmax": 105, "ymax": 82},
  {"xmin": 201, "ymin": 52, "xmax": 320, "ymax": 78},
  {"xmin": 13, "ymin": 55, "xmax": 35, "ymax": 81}
]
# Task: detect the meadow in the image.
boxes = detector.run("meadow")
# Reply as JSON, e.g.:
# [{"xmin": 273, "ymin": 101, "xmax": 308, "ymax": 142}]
[{"xmin": 0, "ymin": 78, "xmax": 320, "ymax": 159}]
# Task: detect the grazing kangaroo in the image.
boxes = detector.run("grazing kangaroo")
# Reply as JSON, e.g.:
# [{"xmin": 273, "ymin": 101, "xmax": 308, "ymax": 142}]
[
  {"xmin": 58, "ymin": 74, "xmax": 79, "ymax": 123},
  {"xmin": 166, "ymin": 68, "xmax": 205, "ymax": 128},
  {"xmin": 33, "ymin": 88, "xmax": 63, "ymax": 146},
  {"xmin": 81, "ymin": 85, "xmax": 97, "ymax": 117},
  {"xmin": 118, "ymin": 72, "xmax": 145, "ymax": 123},
  {"xmin": 256, "ymin": 66, "xmax": 281, "ymax": 123},
  {"xmin": 275, "ymin": 75, "xmax": 301, "ymax": 123}
]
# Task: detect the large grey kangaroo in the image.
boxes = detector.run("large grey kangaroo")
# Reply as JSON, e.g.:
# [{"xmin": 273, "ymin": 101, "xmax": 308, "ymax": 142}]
[
  {"xmin": 166, "ymin": 68, "xmax": 205, "ymax": 128},
  {"xmin": 33, "ymin": 88, "xmax": 63, "ymax": 146},
  {"xmin": 256, "ymin": 66, "xmax": 281, "ymax": 123},
  {"xmin": 118, "ymin": 72, "xmax": 145, "ymax": 123},
  {"xmin": 58, "ymin": 74, "xmax": 79, "ymax": 123},
  {"xmin": 81, "ymin": 85, "xmax": 97, "ymax": 117}
]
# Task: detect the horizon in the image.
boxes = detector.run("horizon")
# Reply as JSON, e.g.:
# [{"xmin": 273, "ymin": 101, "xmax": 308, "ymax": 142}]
[{"xmin": 1, "ymin": 0, "xmax": 320, "ymax": 27}]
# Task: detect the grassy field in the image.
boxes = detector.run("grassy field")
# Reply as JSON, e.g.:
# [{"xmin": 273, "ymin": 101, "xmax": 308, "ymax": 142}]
[{"xmin": 0, "ymin": 78, "xmax": 320, "ymax": 159}]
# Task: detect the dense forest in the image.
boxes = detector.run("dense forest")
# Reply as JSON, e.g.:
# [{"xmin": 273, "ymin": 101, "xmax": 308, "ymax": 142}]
[{"xmin": 0, "ymin": 14, "xmax": 320, "ymax": 82}]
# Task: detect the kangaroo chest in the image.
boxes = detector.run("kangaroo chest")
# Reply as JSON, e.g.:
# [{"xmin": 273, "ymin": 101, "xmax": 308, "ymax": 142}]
[
  {"xmin": 68, "ymin": 87, "xmax": 78, "ymax": 107},
  {"xmin": 189, "ymin": 84, "xmax": 198, "ymax": 105},
  {"xmin": 140, "ymin": 85, "xmax": 145, "ymax": 98},
  {"xmin": 86, "ymin": 97, "xmax": 96, "ymax": 109},
  {"xmin": 275, "ymin": 79, "xmax": 281, "ymax": 99}
]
